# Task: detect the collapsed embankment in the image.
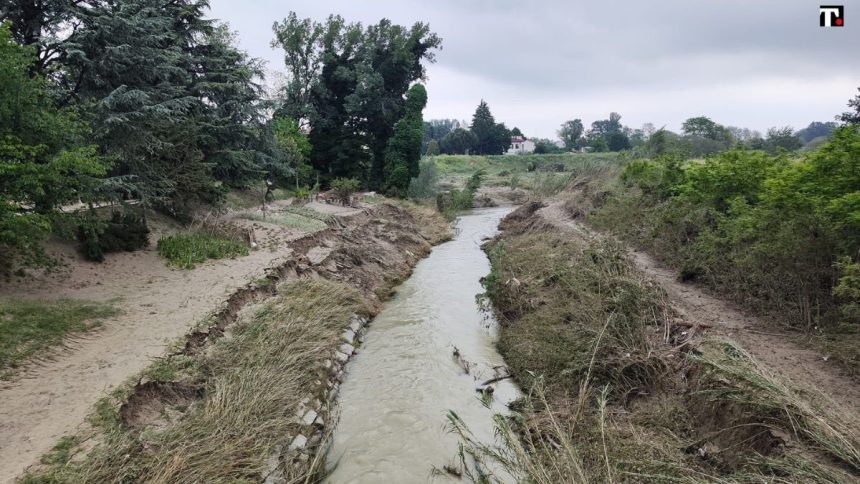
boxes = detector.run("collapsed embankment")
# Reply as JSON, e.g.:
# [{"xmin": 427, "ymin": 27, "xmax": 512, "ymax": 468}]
[
  {"xmin": 22, "ymin": 202, "xmax": 450, "ymax": 484},
  {"xmin": 464, "ymin": 202, "xmax": 860, "ymax": 483}
]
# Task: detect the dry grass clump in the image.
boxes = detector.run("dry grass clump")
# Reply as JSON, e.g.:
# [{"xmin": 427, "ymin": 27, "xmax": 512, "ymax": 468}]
[
  {"xmin": 390, "ymin": 200, "xmax": 452, "ymax": 245},
  {"xmin": 23, "ymin": 279, "xmax": 367, "ymax": 484}
]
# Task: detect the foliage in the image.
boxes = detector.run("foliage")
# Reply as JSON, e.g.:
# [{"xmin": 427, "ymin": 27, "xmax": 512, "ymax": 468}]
[
  {"xmin": 270, "ymin": 116, "xmax": 311, "ymax": 191},
  {"xmin": 469, "ymin": 100, "xmax": 511, "ymax": 155},
  {"xmin": 330, "ymin": 177, "xmax": 361, "ymax": 205},
  {"xmin": 532, "ymin": 138, "xmax": 565, "ymax": 154},
  {"xmin": 407, "ymin": 158, "xmax": 439, "ymax": 200},
  {"xmin": 585, "ymin": 112, "xmax": 630, "ymax": 152},
  {"xmin": 840, "ymin": 87, "xmax": 860, "ymax": 124},
  {"xmin": 425, "ymin": 139, "xmax": 440, "ymax": 156},
  {"xmin": 77, "ymin": 210, "xmax": 150, "ymax": 262},
  {"xmin": 435, "ymin": 169, "xmax": 483, "ymax": 218},
  {"xmin": 760, "ymin": 126, "xmax": 803, "ymax": 154},
  {"xmin": 157, "ymin": 230, "xmax": 249, "ymax": 269},
  {"xmin": 593, "ymin": 126, "xmax": 860, "ymax": 334},
  {"xmin": 0, "ymin": 22, "xmax": 108, "ymax": 271},
  {"xmin": 466, "ymin": 215, "xmax": 860, "ymax": 483},
  {"xmin": 383, "ymin": 84, "xmax": 427, "ymax": 196},
  {"xmin": 440, "ymin": 127, "xmax": 477, "ymax": 155},
  {"xmin": 797, "ymin": 121, "xmax": 838, "ymax": 144},
  {"xmin": 558, "ymin": 119, "xmax": 584, "ymax": 150},
  {"xmin": 1, "ymin": 298, "xmax": 116, "ymax": 377},
  {"xmin": 64, "ymin": 2, "xmax": 268, "ymax": 216},
  {"xmin": 273, "ymin": 12, "xmax": 441, "ymax": 188},
  {"xmin": 423, "ymin": 119, "xmax": 461, "ymax": 153}
]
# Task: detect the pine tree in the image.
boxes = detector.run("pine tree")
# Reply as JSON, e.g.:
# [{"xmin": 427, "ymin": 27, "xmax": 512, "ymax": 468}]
[{"xmin": 470, "ymin": 100, "xmax": 496, "ymax": 155}]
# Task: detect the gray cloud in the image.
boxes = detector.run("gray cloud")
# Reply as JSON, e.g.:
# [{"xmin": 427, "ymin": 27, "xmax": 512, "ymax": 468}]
[{"xmin": 209, "ymin": 0, "xmax": 860, "ymax": 138}]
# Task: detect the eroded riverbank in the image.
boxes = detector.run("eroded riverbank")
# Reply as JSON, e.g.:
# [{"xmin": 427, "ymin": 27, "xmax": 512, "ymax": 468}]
[{"xmin": 326, "ymin": 207, "xmax": 518, "ymax": 483}]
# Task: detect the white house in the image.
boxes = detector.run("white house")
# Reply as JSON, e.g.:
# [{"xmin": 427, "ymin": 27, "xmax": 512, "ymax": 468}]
[{"xmin": 506, "ymin": 136, "xmax": 535, "ymax": 155}]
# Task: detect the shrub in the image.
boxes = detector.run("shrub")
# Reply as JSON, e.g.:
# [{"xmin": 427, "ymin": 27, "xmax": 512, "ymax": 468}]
[
  {"xmin": 407, "ymin": 159, "xmax": 439, "ymax": 200},
  {"xmin": 330, "ymin": 177, "xmax": 361, "ymax": 205},
  {"xmin": 77, "ymin": 211, "xmax": 150, "ymax": 262}
]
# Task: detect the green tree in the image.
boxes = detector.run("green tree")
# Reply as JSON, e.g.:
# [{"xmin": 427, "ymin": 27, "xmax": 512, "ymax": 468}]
[
  {"xmin": 532, "ymin": 138, "xmax": 564, "ymax": 154},
  {"xmin": 440, "ymin": 128, "xmax": 476, "ymax": 154},
  {"xmin": 558, "ymin": 119, "xmax": 584, "ymax": 150},
  {"xmin": 469, "ymin": 100, "xmax": 510, "ymax": 155},
  {"xmin": 0, "ymin": 0, "xmax": 96, "ymax": 75},
  {"xmin": 271, "ymin": 117, "xmax": 311, "ymax": 194},
  {"xmin": 762, "ymin": 127, "xmax": 803, "ymax": 154},
  {"xmin": 64, "ymin": 0, "xmax": 268, "ymax": 216},
  {"xmin": 796, "ymin": 121, "xmax": 838, "ymax": 144},
  {"xmin": 682, "ymin": 116, "xmax": 721, "ymax": 139},
  {"xmin": 65, "ymin": 0, "xmax": 218, "ymax": 214},
  {"xmin": 272, "ymin": 13, "xmax": 441, "ymax": 188},
  {"xmin": 840, "ymin": 87, "xmax": 860, "ymax": 125},
  {"xmin": 511, "ymin": 127, "xmax": 523, "ymax": 137},
  {"xmin": 423, "ymin": 119, "xmax": 460, "ymax": 152},
  {"xmin": 383, "ymin": 84, "xmax": 427, "ymax": 196},
  {"xmin": 0, "ymin": 22, "xmax": 107, "ymax": 269},
  {"xmin": 425, "ymin": 139, "xmax": 440, "ymax": 156}
]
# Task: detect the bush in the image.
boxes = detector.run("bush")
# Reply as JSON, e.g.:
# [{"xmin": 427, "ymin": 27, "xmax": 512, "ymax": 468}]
[
  {"xmin": 77, "ymin": 211, "xmax": 150, "ymax": 262},
  {"xmin": 157, "ymin": 231, "xmax": 249, "ymax": 269},
  {"xmin": 330, "ymin": 177, "xmax": 361, "ymax": 205},
  {"xmin": 407, "ymin": 159, "xmax": 439, "ymax": 200},
  {"xmin": 592, "ymin": 126, "xmax": 860, "ymax": 333}
]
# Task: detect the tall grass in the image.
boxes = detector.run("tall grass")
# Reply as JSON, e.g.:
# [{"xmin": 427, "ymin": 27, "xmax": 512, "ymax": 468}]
[
  {"xmin": 467, "ymin": 216, "xmax": 860, "ymax": 482},
  {"xmin": 24, "ymin": 279, "xmax": 368, "ymax": 483},
  {"xmin": 157, "ymin": 231, "xmax": 249, "ymax": 269}
]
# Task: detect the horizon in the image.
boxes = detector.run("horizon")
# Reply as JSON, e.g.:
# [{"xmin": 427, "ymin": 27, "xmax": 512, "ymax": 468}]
[{"xmin": 208, "ymin": 0, "xmax": 859, "ymax": 139}]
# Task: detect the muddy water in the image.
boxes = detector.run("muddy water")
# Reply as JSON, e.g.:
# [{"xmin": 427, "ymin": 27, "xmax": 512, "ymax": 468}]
[{"xmin": 326, "ymin": 207, "xmax": 518, "ymax": 483}]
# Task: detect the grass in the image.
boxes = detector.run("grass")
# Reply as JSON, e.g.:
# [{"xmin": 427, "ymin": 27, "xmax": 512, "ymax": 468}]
[
  {"xmin": 157, "ymin": 231, "xmax": 249, "ymax": 269},
  {"xmin": 459, "ymin": 212, "xmax": 860, "ymax": 483},
  {"xmin": 24, "ymin": 279, "xmax": 368, "ymax": 483},
  {"xmin": 236, "ymin": 208, "xmax": 329, "ymax": 232},
  {"xmin": 0, "ymin": 298, "xmax": 117, "ymax": 378}
]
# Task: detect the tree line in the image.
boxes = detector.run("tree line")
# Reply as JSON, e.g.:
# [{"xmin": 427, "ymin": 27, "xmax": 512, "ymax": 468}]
[
  {"xmin": 422, "ymin": 100, "xmax": 512, "ymax": 155},
  {"xmin": 425, "ymin": 108, "xmax": 847, "ymax": 158},
  {"xmin": 0, "ymin": 2, "xmax": 440, "ymax": 270}
]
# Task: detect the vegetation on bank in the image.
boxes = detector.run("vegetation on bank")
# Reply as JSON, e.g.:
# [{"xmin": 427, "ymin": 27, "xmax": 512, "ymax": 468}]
[
  {"xmin": 22, "ymin": 279, "xmax": 367, "ymax": 483},
  {"xmin": 1, "ymin": 4, "xmax": 441, "ymax": 273},
  {"xmin": 0, "ymin": 299, "xmax": 117, "ymax": 378},
  {"xmin": 459, "ymin": 210, "xmax": 860, "ymax": 482},
  {"xmin": 583, "ymin": 125, "xmax": 860, "ymax": 370},
  {"xmin": 157, "ymin": 231, "xmax": 250, "ymax": 269}
]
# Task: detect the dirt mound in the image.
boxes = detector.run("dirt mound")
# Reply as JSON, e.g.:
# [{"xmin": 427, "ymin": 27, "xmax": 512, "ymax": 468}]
[
  {"xmin": 119, "ymin": 381, "xmax": 204, "ymax": 433},
  {"xmin": 496, "ymin": 201, "xmax": 556, "ymax": 236}
]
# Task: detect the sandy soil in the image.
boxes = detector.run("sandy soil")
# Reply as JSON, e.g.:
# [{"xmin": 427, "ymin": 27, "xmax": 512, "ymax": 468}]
[
  {"xmin": 0, "ymin": 218, "xmax": 313, "ymax": 481},
  {"xmin": 537, "ymin": 200, "xmax": 860, "ymax": 417}
]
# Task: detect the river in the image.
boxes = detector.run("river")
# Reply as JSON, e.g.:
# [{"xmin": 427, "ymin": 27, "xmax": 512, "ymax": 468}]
[{"xmin": 325, "ymin": 207, "xmax": 518, "ymax": 483}]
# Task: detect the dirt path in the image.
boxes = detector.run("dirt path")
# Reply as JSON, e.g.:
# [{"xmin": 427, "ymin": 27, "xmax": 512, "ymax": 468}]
[
  {"xmin": 537, "ymin": 200, "xmax": 860, "ymax": 415},
  {"xmin": 0, "ymin": 222, "xmax": 314, "ymax": 481}
]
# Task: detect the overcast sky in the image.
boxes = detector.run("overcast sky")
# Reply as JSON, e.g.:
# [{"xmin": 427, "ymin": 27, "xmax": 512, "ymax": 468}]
[{"xmin": 208, "ymin": 0, "xmax": 859, "ymax": 139}]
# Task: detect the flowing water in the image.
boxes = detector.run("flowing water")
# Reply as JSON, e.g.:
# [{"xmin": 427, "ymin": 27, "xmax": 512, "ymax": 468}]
[{"xmin": 326, "ymin": 207, "xmax": 518, "ymax": 483}]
